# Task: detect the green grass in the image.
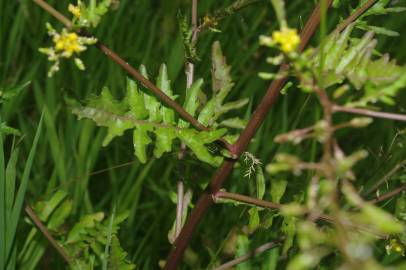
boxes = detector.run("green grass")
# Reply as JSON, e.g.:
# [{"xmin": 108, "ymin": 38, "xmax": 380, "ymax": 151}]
[{"xmin": 1, "ymin": 0, "xmax": 405, "ymax": 269}]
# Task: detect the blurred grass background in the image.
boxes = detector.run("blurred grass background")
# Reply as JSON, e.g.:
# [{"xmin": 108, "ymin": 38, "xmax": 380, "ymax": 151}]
[{"xmin": 1, "ymin": 0, "xmax": 405, "ymax": 269}]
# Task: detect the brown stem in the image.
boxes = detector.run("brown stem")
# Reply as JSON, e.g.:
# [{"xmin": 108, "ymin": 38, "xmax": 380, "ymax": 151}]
[
  {"xmin": 32, "ymin": 0, "xmax": 234, "ymax": 154},
  {"xmin": 212, "ymin": 240, "xmax": 282, "ymax": 270},
  {"xmin": 335, "ymin": 0, "xmax": 377, "ymax": 33},
  {"xmin": 24, "ymin": 205, "xmax": 72, "ymax": 265},
  {"xmin": 164, "ymin": 3, "xmax": 334, "ymax": 269},
  {"xmin": 214, "ymin": 191, "xmax": 334, "ymax": 223},
  {"xmin": 333, "ymin": 105, "xmax": 406, "ymax": 122},
  {"xmin": 363, "ymin": 160, "xmax": 406, "ymax": 196},
  {"xmin": 368, "ymin": 185, "xmax": 406, "ymax": 204}
]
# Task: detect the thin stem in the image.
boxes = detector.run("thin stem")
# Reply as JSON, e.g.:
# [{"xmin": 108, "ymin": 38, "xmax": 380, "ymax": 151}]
[
  {"xmin": 24, "ymin": 205, "xmax": 72, "ymax": 265},
  {"xmin": 197, "ymin": 0, "xmax": 263, "ymax": 33},
  {"xmin": 212, "ymin": 240, "xmax": 282, "ymax": 270},
  {"xmin": 32, "ymin": 0, "xmax": 234, "ymax": 154},
  {"xmin": 214, "ymin": 191, "xmax": 334, "ymax": 223},
  {"xmin": 363, "ymin": 160, "xmax": 406, "ymax": 196},
  {"xmin": 335, "ymin": 0, "xmax": 377, "ymax": 33},
  {"xmin": 333, "ymin": 105, "xmax": 406, "ymax": 122},
  {"xmin": 368, "ymin": 185, "xmax": 406, "ymax": 204}
]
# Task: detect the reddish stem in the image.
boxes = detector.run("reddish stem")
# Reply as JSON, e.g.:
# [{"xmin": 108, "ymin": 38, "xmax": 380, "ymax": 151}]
[{"xmin": 164, "ymin": 2, "xmax": 333, "ymax": 269}]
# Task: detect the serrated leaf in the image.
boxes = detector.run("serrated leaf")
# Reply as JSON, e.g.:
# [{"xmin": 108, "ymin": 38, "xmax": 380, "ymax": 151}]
[
  {"xmin": 67, "ymin": 212, "xmax": 105, "ymax": 244},
  {"xmin": 76, "ymin": 0, "xmax": 113, "ymax": 28},
  {"xmin": 220, "ymin": 117, "xmax": 247, "ymax": 129},
  {"xmin": 176, "ymin": 129, "xmax": 222, "ymax": 166},
  {"xmin": 154, "ymin": 126, "xmax": 176, "ymax": 158},
  {"xmin": 108, "ymin": 235, "xmax": 136, "ymax": 270},
  {"xmin": 126, "ymin": 77, "xmax": 148, "ymax": 119},
  {"xmin": 198, "ymin": 98, "xmax": 216, "ymax": 126},
  {"xmin": 179, "ymin": 79, "xmax": 203, "ymax": 128},
  {"xmin": 212, "ymin": 41, "xmax": 234, "ymax": 102},
  {"xmin": 197, "ymin": 128, "xmax": 227, "ymax": 144},
  {"xmin": 73, "ymin": 64, "xmax": 225, "ymax": 165},
  {"xmin": 216, "ymin": 98, "xmax": 249, "ymax": 115},
  {"xmin": 133, "ymin": 124, "xmax": 152, "ymax": 163}
]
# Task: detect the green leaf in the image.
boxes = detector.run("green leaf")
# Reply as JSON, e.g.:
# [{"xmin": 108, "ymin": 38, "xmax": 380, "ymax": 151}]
[
  {"xmin": 178, "ymin": 79, "xmax": 203, "ymax": 128},
  {"xmin": 198, "ymin": 98, "xmax": 216, "ymax": 126},
  {"xmin": 360, "ymin": 205, "xmax": 404, "ymax": 234},
  {"xmin": 220, "ymin": 117, "xmax": 247, "ymax": 129},
  {"xmin": 176, "ymin": 129, "xmax": 222, "ymax": 166},
  {"xmin": 76, "ymin": 0, "xmax": 114, "ymax": 28},
  {"xmin": 73, "ymin": 64, "xmax": 226, "ymax": 166},
  {"xmin": 256, "ymin": 167, "xmax": 265, "ymax": 200},
  {"xmin": 108, "ymin": 235, "xmax": 136, "ymax": 270},
  {"xmin": 0, "ymin": 123, "xmax": 21, "ymax": 136},
  {"xmin": 47, "ymin": 199, "xmax": 73, "ymax": 231},
  {"xmin": 126, "ymin": 77, "xmax": 148, "ymax": 119},
  {"xmin": 37, "ymin": 190, "xmax": 69, "ymax": 221},
  {"xmin": 7, "ymin": 113, "xmax": 43, "ymax": 261},
  {"xmin": 133, "ymin": 124, "xmax": 153, "ymax": 164},
  {"xmin": 154, "ymin": 126, "xmax": 176, "ymax": 158},
  {"xmin": 236, "ymin": 234, "xmax": 251, "ymax": 270},
  {"xmin": 270, "ymin": 179, "xmax": 288, "ymax": 204},
  {"xmin": 66, "ymin": 212, "xmax": 105, "ymax": 244},
  {"xmin": 197, "ymin": 128, "xmax": 227, "ymax": 144},
  {"xmin": 248, "ymin": 208, "xmax": 260, "ymax": 231},
  {"xmin": 357, "ymin": 24, "xmax": 399, "ymax": 36},
  {"xmin": 281, "ymin": 216, "xmax": 297, "ymax": 255},
  {"xmin": 211, "ymin": 41, "xmax": 234, "ymax": 103}
]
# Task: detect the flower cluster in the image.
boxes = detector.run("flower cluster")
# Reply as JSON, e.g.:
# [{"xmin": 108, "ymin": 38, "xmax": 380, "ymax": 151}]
[
  {"xmin": 260, "ymin": 27, "xmax": 300, "ymax": 54},
  {"xmin": 39, "ymin": 23, "xmax": 97, "ymax": 77},
  {"xmin": 68, "ymin": 3, "xmax": 81, "ymax": 18}
]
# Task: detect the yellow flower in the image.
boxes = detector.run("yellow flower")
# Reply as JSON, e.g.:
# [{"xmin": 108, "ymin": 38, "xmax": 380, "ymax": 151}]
[
  {"xmin": 53, "ymin": 31, "xmax": 83, "ymax": 57},
  {"xmin": 271, "ymin": 27, "xmax": 300, "ymax": 53},
  {"xmin": 68, "ymin": 4, "xmax": 81, "ymax": 18}
]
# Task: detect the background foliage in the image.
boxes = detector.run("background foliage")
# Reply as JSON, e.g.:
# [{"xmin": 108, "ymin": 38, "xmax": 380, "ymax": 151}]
[{"xmin": 1, "ymin": 0, "xmax": 405, "ymax": 269}]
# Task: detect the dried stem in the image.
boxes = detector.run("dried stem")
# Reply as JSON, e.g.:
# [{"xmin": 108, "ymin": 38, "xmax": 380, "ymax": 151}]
[
  {"xmin": 24, "ymin": 204, "xmax": 72, "ymax": 265},
  {"xmin": 333, "ymin": 105, "xmax": 406, "ymax": 122},
  {"xmin": 212, "ymin": 239, "xmax": 282, "ymax": 270}
]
